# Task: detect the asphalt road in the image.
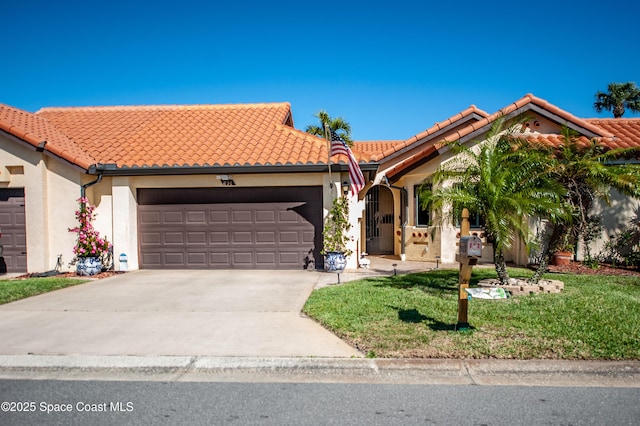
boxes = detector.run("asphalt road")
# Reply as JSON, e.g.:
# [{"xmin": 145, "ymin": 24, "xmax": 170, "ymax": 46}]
[{"xmin": 1, "ymin": 380, "xmax": 639, "ymax": 425}]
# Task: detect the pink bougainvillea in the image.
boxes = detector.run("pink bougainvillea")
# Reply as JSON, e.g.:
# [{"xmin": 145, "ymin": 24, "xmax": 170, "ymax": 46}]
[{"xmin": 69, "ymin": 197, "xmax": 112, "ymax": 258}]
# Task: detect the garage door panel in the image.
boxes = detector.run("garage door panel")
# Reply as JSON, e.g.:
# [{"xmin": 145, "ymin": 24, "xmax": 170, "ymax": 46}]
[
  {"xmin": 279, "ymin": 252, "xmax": 300, "ymax": 265},
  {"xmin": 187, "ymin": 232, "xmax": 207, "ymax": 244},
  {"xmin": 302, "ymin": 230, "xmax": 315, "ymax": 243},
  {"xmin": 0, "ymin": 189, "xmax": 27, "ymax": 273},
  {"xmin": 138, "ymin": 188, "xmax": 322, "ymax": 269},
  {"xmin": 279, "ymin": 231, "xmax": 300, "ymax": 243},
  {"xmin": 278, "ymin": 209, "xmax": 301, "ymax": 223},
  {"xmin": 141, "ymin": 232, "xmax": 161, "ymax": 245},
  {"xmin": 164, "ymin": 252, "xmax": 185, "ymax": 265},
  {"xmin": 210, "ymin": 211, "xmax": 229, "ymax": 223},
  {"xmin": 255, "ymin": 210, "xmax": 275, "ymax": 223},
  {"xmin": 210, "ymin": 231, "xmax": 230, "ymax": 244},
  {"xmin": 141, "ymin": 252, "xmax": 162, "ymax": 266},
  {"xmin": 140, "ymin": 211, "xmax": 161, "ymax": 224},
  {"xmin": 232, "ymin": 231, "xmax": 252, "ymax": 244},
  {"xmin": 164, "ymin": 211, "xmax": 184, "ymax": 223},
  {"xmin": 256, "ymin": 252, "xmax": 276, "ymax": 265},
  {"xmin": 232, "ymin": 210, "xmax": 252, "ymax": 223},
  {"xmin": 233, "ymin": 252, "xmax": 253, "ymax": 266},
  {"xmin": 210, "ymin": 252, "xmax": 231, "ymax": 267},
  {"xmin": 256, "ymin": 231, "xmax": 275, "ymax": 244},
  {"xmin": 187, "ymin": 252, "xmax": 207, "ymax": 266},
  {"xmin": 186, "ymin": 210, "xmax": 206, "ymax": 224},
  {"xmin": 164, "ymin": 232, "xmax": 184, "ymax": 244}
]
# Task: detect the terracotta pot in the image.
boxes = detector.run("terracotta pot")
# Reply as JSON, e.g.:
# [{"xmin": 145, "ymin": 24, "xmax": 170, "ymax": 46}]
[{"xmin": 551, "ymin": 251, "xmax": 572, "ymax": 266}]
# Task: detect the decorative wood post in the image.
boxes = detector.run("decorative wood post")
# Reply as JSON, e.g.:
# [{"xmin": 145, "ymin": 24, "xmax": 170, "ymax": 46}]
[{"xmin": 456, "ymin": 208, "xmax": 477, "ymax": 330}]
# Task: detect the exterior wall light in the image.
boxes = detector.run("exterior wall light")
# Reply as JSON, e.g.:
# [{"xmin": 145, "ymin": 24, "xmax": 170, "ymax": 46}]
[{"xmin": 342, "ymin": 181, "xmax": 349, "ymax": 196}]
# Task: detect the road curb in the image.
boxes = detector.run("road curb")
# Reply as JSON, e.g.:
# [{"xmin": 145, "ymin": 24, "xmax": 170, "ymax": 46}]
[{"xmin": 1, "ymin": 355, "xmax": 639, "ymax": 386}]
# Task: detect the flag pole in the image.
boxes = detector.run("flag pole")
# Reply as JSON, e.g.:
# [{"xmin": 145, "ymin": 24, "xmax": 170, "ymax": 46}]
[{"xmin": 324, "ymin": 123, "xmax": 333, "ymax": 189}]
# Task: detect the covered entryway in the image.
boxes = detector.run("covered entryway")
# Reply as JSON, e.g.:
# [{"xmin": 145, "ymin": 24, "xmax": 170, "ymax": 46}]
[
  {"xmin": 137, "ymin": 187, "xmax": 322, "ymax": 269},
  {"xmin": 0, "ymin": 188, "xmax": 27, "ymax": 273},
  {"xmin": 365, "ymin": 185, "xmax": 394, "ymax": 255}
]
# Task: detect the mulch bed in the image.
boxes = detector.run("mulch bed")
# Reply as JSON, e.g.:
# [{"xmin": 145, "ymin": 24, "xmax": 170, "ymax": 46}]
[
  {"xmin": 17, "ymin": 271, "xmax": 127, "ymax": 279},
  {"xmin": 546, "ymin": 262, "xmax": 640, "ymax": 277}
]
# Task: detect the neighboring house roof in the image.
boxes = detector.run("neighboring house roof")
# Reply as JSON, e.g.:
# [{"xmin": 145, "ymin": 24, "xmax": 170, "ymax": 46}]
[
  {"xmin": 0, "ymin": 103, "xmax": 96, "ymax": 170},
  {"xmin": 384, "ymin": 94, "xmax": 634, "ymax": 181},
  {"xmin": 585, "ymin": 118, "xmax": 640, "ymax": 150}
]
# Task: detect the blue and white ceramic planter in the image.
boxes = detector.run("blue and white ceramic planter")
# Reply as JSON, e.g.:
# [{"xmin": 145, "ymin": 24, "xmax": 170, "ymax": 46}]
[
  {"xmin": 324, "ymin": 251, "xmax": 347, "ymax": 273},
  {"xmin": 76, "ymin": 257, "xmax": 102, "ymax": 276}
]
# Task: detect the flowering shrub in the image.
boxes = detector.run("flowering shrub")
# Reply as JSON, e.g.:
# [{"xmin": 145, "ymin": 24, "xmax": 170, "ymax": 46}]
[{"xmin": 69, "ymin": 197, "xmax": 112, "ymax": 262}]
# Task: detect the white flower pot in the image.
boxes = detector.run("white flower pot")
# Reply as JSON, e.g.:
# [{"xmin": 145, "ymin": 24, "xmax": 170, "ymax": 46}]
[{"xmin": 76, "ymin": 257, "xmax": 102, "ymax": 276}]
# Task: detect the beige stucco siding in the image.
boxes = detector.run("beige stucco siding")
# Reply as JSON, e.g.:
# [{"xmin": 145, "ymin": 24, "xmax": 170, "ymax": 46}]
[{"xmin": 0, "ymin": 133, "xmax": 83, "ymax": 272}]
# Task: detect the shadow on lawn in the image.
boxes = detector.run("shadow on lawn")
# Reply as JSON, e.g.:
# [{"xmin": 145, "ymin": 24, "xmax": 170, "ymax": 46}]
[
  {"xmin": 374, "ymin": 271, "xmax": 458, "ymax": 293},
  {"xmin": 387, "ymin": 306, "xmax": 457, "ymax": 331},
  {"xmin": 373, "ymin": 270, "xmax": 492, "ymax": 293}
]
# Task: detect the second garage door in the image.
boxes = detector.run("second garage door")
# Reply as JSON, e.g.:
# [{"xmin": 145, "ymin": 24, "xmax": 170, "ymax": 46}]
[{"xmin": 137, "ymin": 187, "xmax": 322, "ymax": 269}]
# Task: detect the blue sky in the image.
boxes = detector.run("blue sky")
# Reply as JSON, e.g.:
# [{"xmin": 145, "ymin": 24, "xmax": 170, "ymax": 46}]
[{"xmin": 2, "ymin": 0, "xmax": 639, "ymax": 140}]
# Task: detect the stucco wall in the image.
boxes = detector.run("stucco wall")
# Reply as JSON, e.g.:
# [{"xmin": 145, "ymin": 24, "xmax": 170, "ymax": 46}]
[{"xmin": 0, "ymin": 133, "xmax": 83, "ymax": 272}]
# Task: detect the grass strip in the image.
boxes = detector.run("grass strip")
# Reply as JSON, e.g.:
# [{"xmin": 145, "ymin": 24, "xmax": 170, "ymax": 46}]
[
  {"xmin": 0, "ymin": 277, "xmax": 89, "ymax": 305},
  {"xmin": 303, "ymin": 268, "xmax": 640, "ymax": 360}
]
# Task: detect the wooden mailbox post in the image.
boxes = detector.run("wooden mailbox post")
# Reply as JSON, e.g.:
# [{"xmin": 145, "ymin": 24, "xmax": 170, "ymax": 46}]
[{"xmin": 456, "ymin": 209, "xmax": 482, "ymax": 330}]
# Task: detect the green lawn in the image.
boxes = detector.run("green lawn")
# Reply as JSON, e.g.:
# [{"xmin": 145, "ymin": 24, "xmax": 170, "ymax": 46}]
[
  {"xmin": 303, "ymin": 268, "xmax": 640, "ymax": 360},
  {"xmin": 0, "ymin": 277, "xmax": 89, "ymax": 305}
]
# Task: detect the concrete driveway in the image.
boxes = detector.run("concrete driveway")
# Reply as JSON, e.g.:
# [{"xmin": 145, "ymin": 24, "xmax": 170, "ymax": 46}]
[{"xmin": 0, "ymin": 270, "xmax": 361, "ymax": 358}]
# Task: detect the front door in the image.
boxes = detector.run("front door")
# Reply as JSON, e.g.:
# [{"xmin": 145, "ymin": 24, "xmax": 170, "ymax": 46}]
[{"xmin": 365, "ymin": 185, "xmax": 394, "ymax": 254}]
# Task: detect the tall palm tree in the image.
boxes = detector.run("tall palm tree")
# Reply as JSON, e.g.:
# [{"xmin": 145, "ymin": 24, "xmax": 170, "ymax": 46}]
[
  {"xmin": 421, "ymin": 117, "xmax": 567, "ymax": 284},
  {"xmin": 305, "ymin": 110, "xmax": 353, "ymax": 146},
  {"xmin": 594, "ymin": 82, "xmax": 640, "ymax": 118},
  {"xmin": 529, "ymin": 127, "xmax": 640, "ymax": 283}
]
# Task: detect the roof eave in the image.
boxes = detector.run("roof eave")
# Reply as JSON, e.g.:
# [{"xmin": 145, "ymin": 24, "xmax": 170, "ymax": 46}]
[{"xmin": 88, "ymin": 162, "xmax": 379, "ymax": 176}]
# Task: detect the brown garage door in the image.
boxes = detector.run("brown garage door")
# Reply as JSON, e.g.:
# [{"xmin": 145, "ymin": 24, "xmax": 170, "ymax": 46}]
[
  {"xmin": 137, "ymin": 187, "xmax": 322, "ymax": 269},
  {"xmin": 0, "ymin": 188, "xmax": 27, "ymax": 273}
]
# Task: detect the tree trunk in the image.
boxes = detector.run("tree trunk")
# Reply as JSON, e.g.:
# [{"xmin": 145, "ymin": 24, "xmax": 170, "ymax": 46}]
[
  {"xmin": 529, "ymin": 223, "xmax": 567, "ymax": 284},
  {"xmin": 494, "ymin": 249, "xmax": 510, "ymax": 284}
]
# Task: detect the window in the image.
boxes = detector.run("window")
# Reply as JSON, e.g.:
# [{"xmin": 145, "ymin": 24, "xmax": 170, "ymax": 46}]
[{"xmin": 414, "ymin": 184, "xmax": 431, "ymax": 226}]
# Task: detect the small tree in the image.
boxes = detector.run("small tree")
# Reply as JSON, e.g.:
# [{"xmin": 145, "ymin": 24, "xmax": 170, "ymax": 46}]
[
  {"xmin": 594, "ymin": 82, "xmax": 640, "ymax": 118},
  {"xmin": 421, "ymin": 116, "xmax": 566, "ymax": 284},
  {"xmin": 305, "ymin": 110, "xmax": 353, "ymax": 146},
  {"xmin": 529, "ymin": 128, "xmax": 640, "ymax": 283}
]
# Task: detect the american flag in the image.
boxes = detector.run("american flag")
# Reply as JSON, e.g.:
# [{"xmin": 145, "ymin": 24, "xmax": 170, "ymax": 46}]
[{"xmin": 330, "ymin": 130, "xmax": 365, "ymax": 196}]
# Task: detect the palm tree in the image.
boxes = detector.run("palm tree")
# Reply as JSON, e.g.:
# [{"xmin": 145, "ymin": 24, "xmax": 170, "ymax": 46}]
[
  {"xmin": 594, "ymin": 82, "xmax": 640, "ymax": 118},
  {"xmin": 529, "ymin": 127, "xmax": 640, "ymax": 283},
  {"xmin": 421, "ymin": 116, "xmax": 566, "ymax": 284},
  {"xmin": 305, "ymin": 110, "xmax": 353, "ymax": 146}
]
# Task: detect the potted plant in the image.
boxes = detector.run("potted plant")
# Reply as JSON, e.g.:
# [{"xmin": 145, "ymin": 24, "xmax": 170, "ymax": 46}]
[
  {"xmin": 551, "ymin": 235, "xmax": 574, "ymax": 266},
  {"xmin": 68, "ymin": 197, "xmax": 112, "ymax": 276},
  {"xmin": 322, "ymin": 196, "xmax": 352, "ymax": 273}
]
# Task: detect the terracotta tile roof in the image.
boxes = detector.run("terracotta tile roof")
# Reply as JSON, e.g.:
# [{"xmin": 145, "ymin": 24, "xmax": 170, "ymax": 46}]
[
  {"xmin": 438, "ymin": 94, "xmax": 614, "ymax": 145},
  {"xmin": 36, "ymin": 103, "xmax": 337, "ymax": 170},
  {"xmin": 370, "ymin": 105, "xmax": 490, "ymax": 162},
  {"xmin": 384, "ymin": 94, "xmax": 627, "ymax": 181},
  {"xmin": 0, "ymin": 103, "xmax": 96, "ymax": 169},
  {"xmin": 585, "ymin": 118, "xmax": 640, "ymax": 150},
  {"xmin": 353, "ymin": 140, "xmax": 404, "ymax": 157}
]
